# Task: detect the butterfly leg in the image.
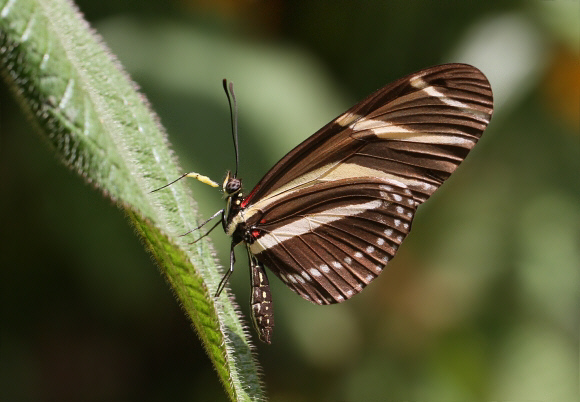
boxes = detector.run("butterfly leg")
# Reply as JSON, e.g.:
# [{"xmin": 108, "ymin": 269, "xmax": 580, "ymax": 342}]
[
  {"xmin": 180, "ymin": 209, "xmax": 223, "ymax": 237},
  {"xmin": 188, "ymin": 218, "xmax": 223, "ymax": 244},
  {"xmin": 215, "ymin": 242, "xmax": 236, "ymax": 297},
  {"xmin": 248, "ymin": 250, "xmax": 274, "ymax": 344}
]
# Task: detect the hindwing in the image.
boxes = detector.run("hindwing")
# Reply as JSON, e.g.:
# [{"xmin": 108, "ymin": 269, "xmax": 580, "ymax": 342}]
[{"xmin": 246, "ymin": 178, "xmax": 416, "ymax": 304}]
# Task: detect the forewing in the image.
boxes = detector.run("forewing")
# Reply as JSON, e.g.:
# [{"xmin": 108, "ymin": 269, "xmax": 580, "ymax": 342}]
[{"xmin": 242, "ymin": 63, "xmax": 493, "ymax": 208}]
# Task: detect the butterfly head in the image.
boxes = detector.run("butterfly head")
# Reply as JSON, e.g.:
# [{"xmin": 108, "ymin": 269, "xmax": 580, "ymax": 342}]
[{"xmin": 222, "ymin": 171, "xmax": 242, "ymax": 198}]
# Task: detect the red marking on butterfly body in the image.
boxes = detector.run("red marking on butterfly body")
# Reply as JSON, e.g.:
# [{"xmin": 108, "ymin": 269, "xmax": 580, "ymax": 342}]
[{"xmin": 241, "ymin": 185, "xmax": 260, "ymax": 208}]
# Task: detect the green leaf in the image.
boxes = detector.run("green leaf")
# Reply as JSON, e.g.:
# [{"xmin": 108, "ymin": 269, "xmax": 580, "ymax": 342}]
[{"xmin": 0, "ymin": 0, "xmax": 264, "ymax": 400}]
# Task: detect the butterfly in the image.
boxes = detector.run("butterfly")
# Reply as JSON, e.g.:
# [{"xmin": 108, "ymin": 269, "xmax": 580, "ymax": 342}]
[{"xmin": 153, "ymin": 63, "xmax": 493, "ymax": 344}]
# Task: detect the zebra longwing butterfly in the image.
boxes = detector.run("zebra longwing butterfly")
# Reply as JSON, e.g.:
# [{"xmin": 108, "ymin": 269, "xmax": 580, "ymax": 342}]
[{"xmin": 154, "ymin": 64, "xmax": 493, "ymax": 344}]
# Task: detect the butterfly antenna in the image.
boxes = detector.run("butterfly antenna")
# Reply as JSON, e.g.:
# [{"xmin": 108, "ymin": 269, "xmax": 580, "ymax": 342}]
[
  {"xmin": 223, "ymin": 79, "xmax": 239, "ymax": 178},
  {"xmin": 149, "ymin": 172, "xmax": 219, "ymax": 193}
]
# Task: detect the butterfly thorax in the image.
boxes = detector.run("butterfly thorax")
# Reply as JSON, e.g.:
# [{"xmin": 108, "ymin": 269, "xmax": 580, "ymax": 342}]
[
  {"xmin": 223, "ymin": 194, "xmax": 245, "ymax": 243},
  {"xmin": 222, "ymin": 172, "xmax": 259, "ymax": 246}
]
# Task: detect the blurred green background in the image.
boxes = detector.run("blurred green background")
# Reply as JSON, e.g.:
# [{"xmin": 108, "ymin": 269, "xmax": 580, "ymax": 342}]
[{"xmin": 1, "ymin": 0, "xmax": 578, "ymax": 401}]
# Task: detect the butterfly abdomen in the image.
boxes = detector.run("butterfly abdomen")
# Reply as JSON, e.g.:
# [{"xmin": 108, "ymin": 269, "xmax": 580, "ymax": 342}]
[{"xmin": 249, "ymin": 254, "xmax": 274, "ymax": 344}]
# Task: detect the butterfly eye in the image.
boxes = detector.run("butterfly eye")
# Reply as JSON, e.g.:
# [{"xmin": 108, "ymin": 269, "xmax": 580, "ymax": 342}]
[{"xmin": 225, "ymin": 177, "xmax": 242, "ymax": 195}]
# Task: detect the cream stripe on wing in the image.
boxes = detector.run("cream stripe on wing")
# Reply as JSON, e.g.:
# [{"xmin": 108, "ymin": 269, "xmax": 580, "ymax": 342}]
[
  {"xmin": 250, "ymin": 199, "xmax": 383, "ymax": 254},
  {"xmin": 409, "ymin": 75, "xmax": 489, "ymax": 117},
  {"xmin": 351, "ymin": 118, "xmax": 477, "ymax": 146},
  {"xmin": 371, "ymin": 130, "xmax": 477, "ymax": 147},
  {"xmin": 352, "ymin": 118, "xmax": 415, "ymax": 132},
  {"xmin": 232, "ymin": 161, "xmax": 430, "ymax": 230},
  {"xmin": 336, "ymin": 112, "xmax": 362, "ymax": 127},
  {"xmin": 320, "ymin": 163, "xmax": 437, "ymax": 192}
]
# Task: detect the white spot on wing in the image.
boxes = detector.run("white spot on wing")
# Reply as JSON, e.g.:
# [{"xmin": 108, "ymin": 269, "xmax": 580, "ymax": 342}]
[
  {"xmin": 377, "ymin": 238, "xmax": 385, "ymax": 246},
  {"xmin": 384, "ymin": 228, "xmax": 393, "ymax": 236},
  {"xmin": 366, "ymin": 246, "xmax": 375, "ymax": 253},
  {"xmin": 365, "ymin": 274, "xmax": 374, "ymax": 282},
  {"xmin": 301, "ymin": 272, "xmax": 311, "ymax": 281},
  {"xmin": 355, "ymin": 251, "xmax": 363, "ymax": 258},
  {"xmin": 394, "ymin": 219, "xmax": 401, "ymax": 227},
  {"xmin": 393, "ymin": 194, "xmax": 402, "ymax": 202},
  {"xmin": 310, "ymin": 268, "xmax": 321, "ymax": 277},
  {"xmin": 320, "ymin": 264, "xmax": 330, "ymax": 273},
  {"xmin": 332, "ymin": 261, "xmax": 342, "ymax": 269},
  {"xmin": 344, "ymin": 257, "xmax": 352, "ymax": 264}
]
